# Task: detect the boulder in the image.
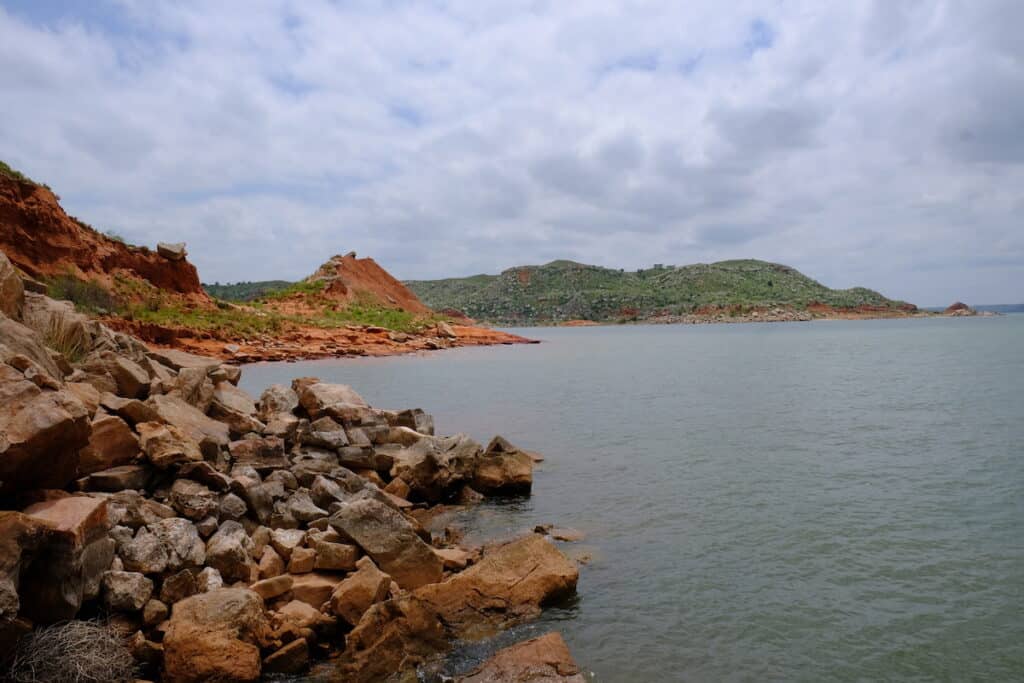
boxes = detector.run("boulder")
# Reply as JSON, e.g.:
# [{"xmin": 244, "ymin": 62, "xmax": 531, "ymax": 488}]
[
  {"xmin": 229, "ymin": 436, "xmax": 288, "ymax": 472},
  {"xmin": 0, "ymin": 314, "xmax": 63, "ymax": 380},
  {"xmin": 415, "ymin": 534, "xmax": 578, "ymax": 632},
  {"xmin": 106, "ymin": 490, "xmax": 176, "ymax": 529},
  {"xmin": 0, "ymin": 363, "xmax": 90, "ymax": 493},
  {"xmin": 149, "ymin": 517, "xmax": 206, "ymax": 571},
  {"xmin": 329, "ymin": 556, "xmax": 390, "ymax": 625},
  {"xmin": 174, "ymin": 366, "xmax": 214, "ymax": 411},
  {"xmin": 102, "ymin": 570, "xmax": 153, "ymax": 612},
  {"xmin": 300, "ymin": 416, "xmax": 350, "ymax": 450},
  {"xmin": 250, "ymin": 574, "xmax": 293, "ymax": 600},
  {"xmin": 289, "ymin": 572, "xmax": 343, "ymax": 609},
  {"xmin": 143, "ymin": 598, "xmax": 170, "ymax": 626},
  {"xmin": 118, "ymin": 526, "xmax": 169, "ymax": 574},
  {"xmin": 288, "ymin": 546, "xmax": 316, "ymax": 573},
  {"xmin": 258, "ymin": 546, "xmax": 285, "ymax": 579},
  {"xmin": 257, "ymin": 384, "xmax": 299, "ymax": 421},
  {"xmin": 196, "ymin": 566, "xmax": 224, "ymax": 593},
  {"xmin": 283, "ymin": 489, "xmax": 328, "ymax": 523},
  {"xmin": 392, "ymin": 408, "xmax": 435, "ymax": 435},
  {"xmin": 0, "ymin": 512, "xmax": 51, "ymax": 621},
  {"xmin": 162, "ymin": 588, "xmax": 267, "ymax": 683},
  {"xmin": 169, "ymin": 479, "xmax": 219, "ymax": 520},
  {"xmin": 67, "ymin": 381, "xmax": 101, "ymax": 416},
  {"xmin": 78, "ymin": 413, "xmax": 140, "ymax": 475},
  {"xmin": 96, "ymin": 353, "xmax": 150, "ymax": 399},
  {"xmin": 100, "ymin": 392, "xmax": 161, "ymax": 424},
  {"xmin": 147, "ymin": 393, "xmax": 230, "ymax": 457},
  {"xmin": 157, "ymin": 241, "xmax": 187, "ymax": 261},
  {"xmin": 458, "ymin": 632, "xmax": 585, "ymax": 683},
  {"xmin": 313, "ymin": 540, "xmax": 360, "ymax": 571},
  {"xmin": 328, "ymin": 498, "xmax": 443, "ymax": 589},
  {"xmin": 263, "ymin": 638, "xmax": 309, "ymax": 675},
  {"xmin": 137, "ymin": 420, "xmax": 203, "ymax": 468},
  {"xmin": 20, "ymin": 496, "xmax": 111, "ymax": 622},
  {"xmin": 337, "ymin": 595, "xmax": 448, "ymax": 682},
  {"xmin": 160, "ymin": 568, "xmax": 198, "ymax": 605},
  {"xmin": 0, "ymin": 250, "xmax": 25, "ymax": 319},
  {"xmin": 296, "ymin": 381, "xmax": 369, "ymax": 420},
  {"xmin": 206, "ymin": 521, "xmax": 256, "ymax": 582},
  {"xmin": 209, "ymin": 382, "xmax": 264, "ymax": 436},
  {"xmin": 473, "ymin": 436, "xmax": 534, "ymax": 495}
]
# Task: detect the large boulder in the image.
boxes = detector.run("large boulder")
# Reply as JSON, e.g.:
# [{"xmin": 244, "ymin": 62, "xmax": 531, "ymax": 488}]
[
  {"xmin": 472, "ymin": 436, "xmax": 534, "ymax": 495},
  {"xmin": 0, "ymin": 315, "xmax": 63, "ymax": 380},
  {"xmin": 296, "ymin": 381, "xmax": 369, "ymax": 420},
  {"xmin": 78, "ymin": 413, "xmax": 139, "ymax": 475},
  {"xmin": 147, "ymin": 348, "xmax": 220, "ymax": 373},
  {"xmin": 0, "ymin": 250, "xmax": 24, "ymax": 320},
  {"xmin": 414, "ymin": 534, "xmax": 578, "ymax": 633},
  {"xmin": 458, "ymin": 632, "xmax": 585, "ymax": 682},
  {"xmin": 162, "ymin": 588, "xmax": 268, "ymax": 683},
  {"xmin": 338, "ymin": 596, "xmax": 448, "ymax": 682},
  {"xmin": 328, "ymin": 498, "xmax": 443, "ymax": 590},
  {"xmin": 147, "ymin": 393, "xmax": 229, "ymax": 457},
  {"xmin": 209, "ymin": 382, "xmax": 264, "ymax": 436},
  {"xmin": 385, "ymin": 433, "xmax": 482, "ymax": 502},
  {"xmin": 257, "ymin": 384, "xmax": 298, "ymax": 421},
  {"xmin": 0, "ymin": 363, "xmax": 90, "ymax": 493},
  {"xmin": 20, "ymin": 496, "xmax": 113, "ymax": 622}
]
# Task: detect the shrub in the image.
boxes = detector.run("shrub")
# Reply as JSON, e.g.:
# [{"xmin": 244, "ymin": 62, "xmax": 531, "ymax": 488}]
[
  {"xmin": 5, "ymin": 620, "xmax": 136, "ymax": 683},
  {"xmin": 46, "ymin": 275, "xmax": 121, "ymax": 315}
]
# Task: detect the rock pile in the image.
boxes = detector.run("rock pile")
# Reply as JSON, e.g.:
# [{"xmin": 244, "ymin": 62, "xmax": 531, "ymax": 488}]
[{"xmin": 0, "ymin": 249, "xmax": 581, "ymax": 681}]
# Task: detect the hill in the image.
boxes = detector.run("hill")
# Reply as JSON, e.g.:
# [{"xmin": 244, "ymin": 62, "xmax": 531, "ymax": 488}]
[
  {"xmin": 405, "ymin": 259, "xmax": 916, "ymax": 325},
  {"xmin": 204, "ymin": 280, "xmax": 293, "ymax": 301}
]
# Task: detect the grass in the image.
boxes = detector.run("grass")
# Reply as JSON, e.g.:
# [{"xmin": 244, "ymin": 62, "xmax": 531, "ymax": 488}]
[
  {"xmin": 41, "ymin": 311, "xmax": 88, "ymax": 364},
  {"xmin": 46, "ymin": 274, "xmax": 122, "ymax": 315},
  {"xmin": 0, "ymin": 160, "xmax": 37, "ymax": 185},
  {"xmin": 126, "ymin": 302, "xmax": 287, "ymax": 338},
  {"xmin": 5, "ymin": 619, "xmax": 136, "ymax": 683}
]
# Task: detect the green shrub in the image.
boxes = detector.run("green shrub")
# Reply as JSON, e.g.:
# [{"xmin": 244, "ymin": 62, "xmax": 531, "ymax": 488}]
[{"xmin": 46, "ymin": 275, "xmax": 122, "ymax": 315}]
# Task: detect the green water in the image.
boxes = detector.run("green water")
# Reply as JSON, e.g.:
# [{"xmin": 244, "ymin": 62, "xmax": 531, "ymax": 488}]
[{"xmin": 241, "ymin": 316, "xmax": 1024, "ymax": 682}]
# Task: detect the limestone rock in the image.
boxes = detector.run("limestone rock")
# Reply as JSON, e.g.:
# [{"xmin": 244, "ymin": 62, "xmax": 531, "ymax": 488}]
[
  {"xmin": 86, "ymin": 464, "xmax": 151, "ymax": 492},
  {"xmin": 257, "ymin": 384, "xmax": 298, "ymax": 421},
  {"xmin": 296, "ymin": 381, "xmax": 369, "ymax": 420},
  {"xmin": 157, "ymin": 242, "xmax": 187, "ymax": 261},
  {"xmin": 263, "ymin": 637, "xmax": 309, "ymax": 676},
  {"xmin": 209, "ymin": 382, "xmax": 264, "ymax": 436},
  {"xmin": 289, "ymin": 572, "xmax": 342, "ymax": 609}
]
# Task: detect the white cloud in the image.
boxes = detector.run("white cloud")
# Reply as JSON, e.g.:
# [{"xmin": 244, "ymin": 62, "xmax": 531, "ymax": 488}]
[{"xmin": 0, "ymin": 0, "xmax": 1021, "ymax": 305}]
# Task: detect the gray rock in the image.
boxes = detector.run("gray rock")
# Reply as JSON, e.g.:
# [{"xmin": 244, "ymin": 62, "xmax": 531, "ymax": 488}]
[
  {"xmin": 205, "ymin": 521, "xmax": 255, "ymax": 581},
  {"xmin": 102, "ymin": 570, "xmax": 153, "ymax": 612},
  {"xmin": 169, "ymin": 479, "xmax": 219, "ymax": 520}
]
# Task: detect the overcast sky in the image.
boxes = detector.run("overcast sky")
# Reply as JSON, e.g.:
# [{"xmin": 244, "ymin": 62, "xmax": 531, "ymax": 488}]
[{"xmin": 1, "ymin": 1, "xmax": 1021, "ymax": 306}]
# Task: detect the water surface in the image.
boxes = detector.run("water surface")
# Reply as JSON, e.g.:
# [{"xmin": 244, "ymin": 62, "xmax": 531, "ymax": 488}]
[{"xmin": 242, "ymin": 316, "xmax": 1024, "ymax": 682}]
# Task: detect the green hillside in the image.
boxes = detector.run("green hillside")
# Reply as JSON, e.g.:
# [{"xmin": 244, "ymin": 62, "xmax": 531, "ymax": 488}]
[{"xmin": 405, "ymin": 259, "xmax": 912, "ymax": 324}]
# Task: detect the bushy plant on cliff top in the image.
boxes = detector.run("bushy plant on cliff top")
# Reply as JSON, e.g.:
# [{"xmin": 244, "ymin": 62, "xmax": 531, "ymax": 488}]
[
  {"xmin": 46, "ymin": 274, "xmax": 123, "ymax": 316},
  {"xmin": 0, "ymin": 160, "xmax": 38, "ymax": 185}
]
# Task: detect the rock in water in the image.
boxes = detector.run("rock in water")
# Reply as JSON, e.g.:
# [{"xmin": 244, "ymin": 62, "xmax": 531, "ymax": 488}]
[
  {"xmin": 458, "ymin": 632, "xmax": 585, "ymax": 682},
  {"xmin": 328, "ymin": 498, "xmax": 443, "ymax": 589}
]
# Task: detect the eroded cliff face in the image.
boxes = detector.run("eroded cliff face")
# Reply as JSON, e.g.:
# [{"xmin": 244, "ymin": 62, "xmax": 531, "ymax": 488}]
[
  {"xmin": 0, "ymin": 175, "xmax": 206, "ymax": 298},
  {"xmin": 304, "ymin": 253, "xmax": 432, "ymax": 315}
]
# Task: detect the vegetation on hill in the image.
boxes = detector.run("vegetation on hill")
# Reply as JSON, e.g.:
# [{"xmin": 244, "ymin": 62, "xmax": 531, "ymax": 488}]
[
  {"xmin": 203, "ymin": 280, "xmax": 294, "ymax": 301},
  {"xmin": 406, "ymin": 259, "xmax": 913, "ymax": 324}
]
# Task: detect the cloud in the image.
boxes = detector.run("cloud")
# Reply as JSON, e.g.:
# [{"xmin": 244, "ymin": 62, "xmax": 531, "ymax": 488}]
[{"xmin": 0, "ymin": 0, "xmax": 1021, "ymax": 305}]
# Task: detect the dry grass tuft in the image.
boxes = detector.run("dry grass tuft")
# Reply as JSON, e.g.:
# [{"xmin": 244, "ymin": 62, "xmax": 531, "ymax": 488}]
[
  {"xmin": 42, "ymin": 310, "xmax": 88, "ymax": 364},
  {"xmin": 5, "ymin": 620, "xmax": 136, "ymax": 683}
]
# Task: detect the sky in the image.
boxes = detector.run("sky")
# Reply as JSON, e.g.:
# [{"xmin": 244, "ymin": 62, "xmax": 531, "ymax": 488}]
[{"xmin": 0, "ymin": 1, "xmax": 1021, "ymax": 306}]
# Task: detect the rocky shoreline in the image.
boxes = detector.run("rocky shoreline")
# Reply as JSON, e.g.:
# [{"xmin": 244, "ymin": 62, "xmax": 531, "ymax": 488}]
[{"xmin": 0, "ymin": 250, "xmax": 584, "ymax": 682}]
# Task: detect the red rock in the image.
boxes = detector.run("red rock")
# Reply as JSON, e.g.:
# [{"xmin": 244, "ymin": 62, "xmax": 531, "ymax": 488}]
[{"xmin": 458, "ymin": 632, "xmax": 585, "ymax": 682}]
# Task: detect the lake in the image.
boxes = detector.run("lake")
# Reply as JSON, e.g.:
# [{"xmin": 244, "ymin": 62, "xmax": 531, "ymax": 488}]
[{"xmin": 240, "ymin": 316, "xmax": 1024, "ymax": 682}]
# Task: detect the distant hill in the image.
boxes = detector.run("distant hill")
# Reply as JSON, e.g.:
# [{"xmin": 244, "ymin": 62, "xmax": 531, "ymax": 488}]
[
  {"xmin": 405, "ymin": 259, "xmax": 914, "ymax": 325},
  {"xmin": 975, "ymin": 304, "xmax": 1024, "ymax": 314},
  {"xmin": 204, "ymin": 280, "xmax": 293, "ymax": 301}
]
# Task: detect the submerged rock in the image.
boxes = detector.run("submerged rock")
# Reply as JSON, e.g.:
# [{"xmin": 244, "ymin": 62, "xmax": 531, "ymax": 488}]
[{"xmin": 458, "ymin": 632, "xmax": 585, "ymax": 682}]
